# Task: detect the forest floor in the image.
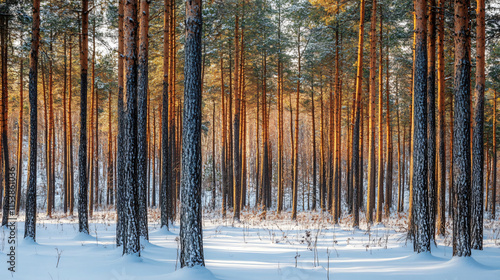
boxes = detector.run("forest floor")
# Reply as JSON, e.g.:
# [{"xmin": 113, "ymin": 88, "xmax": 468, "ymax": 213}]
[{"xmin": 0, "ymin": 210, "xmax": 499, "ymax": 280}]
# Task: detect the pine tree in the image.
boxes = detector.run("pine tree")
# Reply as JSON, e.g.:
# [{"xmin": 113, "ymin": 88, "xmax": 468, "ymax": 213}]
[
  {"xmin": 435, "ymin": 0, "xmax": 446, "ymax": 236},
  {"xmin": 471, "ymin": 0, "xmax": 485, "ymax": 250},
  {"xmin": 123, "ymin": 0, "xmax": 140, "ymax": 255},
  {"xmin": 78, "ymin": 0, "xmax": 90, "ymax": 235},
  {"xmin": 137, "ymin": 0, "xmax": 150, "ymax": 240},
  {"xmin": 179, "ymin": 0, "xmax": 204, "ymax": 267},
  {"xmin": 452, "ymin": 0, "xmax": 471, "ymax": 257},
  {"xmin": 412, "ymin": 0, "xmax": 431, "ymax": 253},
  {"xmin": 351, "ymin": 0, "xmax": 366, "ymax": 228},
  {"xmin": 24, "ymin": 0, "xmax": 40, "ymax": 241},
  {"xmin": 366, "ymin": 0, "xmax": 377, "ymax": 224}
]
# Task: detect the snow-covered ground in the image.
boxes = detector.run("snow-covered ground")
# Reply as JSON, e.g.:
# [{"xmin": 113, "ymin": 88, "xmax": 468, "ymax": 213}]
[{"xmin": 1, "ymin": 210, "xmax": 499, "ymax": 280}]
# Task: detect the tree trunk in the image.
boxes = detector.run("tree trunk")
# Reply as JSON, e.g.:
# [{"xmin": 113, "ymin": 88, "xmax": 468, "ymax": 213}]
[
  {"xmin": 376, "ymin": 11, "xmax": 384, "ymax": 224},
  {"xmin": 15, "ymin": 38, "xmax": 23, "ymax": 215},
  {"xmin": 366, "ymin": 0, "xmax": 377, "ymax": 224},
  {"xmin": 24, "ymin": 0, "xmax": 40, "ymax": 240},
  {"xmin": 68, "ymin": 36, "xmax": 74, "ymax": 216},
  {"xmin": 220, "ymin": 56, "xmax": 227, "ymax": 217},
  {"xmin": 0, "ymin": 14, "xmax": 11, "ymax": 226},
  {"xmin": 137, "ymin": 0, "xmax": 150, "ymax": 240},
  {"xmin": 63, "ymin": 35, "xmax": 68, "ymax": 214},
  {"xmin": 452, "ymin": 0, "xmax": 471, "ymax": 257},
  {"xmin": 492, "ymin": 90, "xmax": 497, "ymax": 220},
  {"xmin": 352, "ymin": 0, "xmax": 365, "ymax": 228},
  {"xmin": 107, "ymin": 91, "xmax": 114, "ymax": 206},
  {"xmin": 179, "ymin": 0, "xmax": 205, "ymax": 266},
  {"xmin": 311, "ymin": 76, "xmax": 317, "ymax": 211},
  {"xmin": 160, "ymin": 0, "xmax": 171, "ymax": 228},
  {"xmin": 471, "ymin": 0, "xmax": 485, "ymax": 250},
  {"xmin": 384, "ymin": 40, "xmax": 392, "ymax": 218},
  {"xmin": 123, "ymin": 0, "xmax": 140, "ymax": 255},
  {"xmin": 436, "ymin": 0, "xmax": 446, "ymax": 237},
  {"xmin": 116, "ymin": 0, "xmax": 126, "ymax": 246},
  {"xmin": 427, "ymin": 0, "xmax": 437, "ymax": 238},
  {"xmin": 78, "ymin": 0, "xmax": 90, "ymax": 235},
  {"xmin": 412, "ymin": 0, "xmax": 431, "ymax": 253},
  {"xmin": 292, "ymin": 30, "xmax": 301, "ymax": 220},
  {"xmin": 212, "ymin": 100, "xmax": 216, "ymax": 209},
  {"xmin": 233, "ymin": 8, "xmax": 242, "ymax": 222},
  {"xmin": 152, "ymin": 107, "xmax": 157, "ymax": 207}
]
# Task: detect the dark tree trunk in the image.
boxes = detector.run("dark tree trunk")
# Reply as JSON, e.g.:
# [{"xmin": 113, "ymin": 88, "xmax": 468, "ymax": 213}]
[
  {"xmin": 63, "ymin": 35, "xmax": 68, "ymax": 214},
  {"xmin": 0, "ymin": 14, "xmax": 11, "ymax": 227},
  {"xmin": 78, "ymin": 0, "xmax": 90, "ymax": 235},
  {"xmin": 123, "ymin": 0, "xmax": 140, "ymax": 255},
  {"xmin": 492, "ymin": 90, "xmax": 496, "ymax": 220},
  {"xmin": 452, "ymin": 0, "xmax": 471, "ymax": 257},
  {"xmin": 220, "ymin": 56, "xmax": 227, "ymax": 217},
  {"xmin": 116, "ymin": 0, "xmax": 126, "ymax": 246},
  {"xmin": 311, "ymin": 77, "xmax": 317, "ymax": 211},
  {"xmin": 212, "ymin": 100, "xmax": 216, "ymax": 210},
  {"xmin": 412, "ymin": 0, "xmax": 431, "ymax": 253},
  {"xmin": 352, "ymin": 0, "xmax": 365, "ymax": 228},
  {"xmin": 233, "ymin": 10, "xmax": 242, "ymax": 222},
  {"xmin": 179, "ymin": 0, "xmax": 204, "ymax": 267},
  {"xmin": 68, "ymin": 37, "xmax": 75, "ymax": 216},
  {"xmin": 137, "ymin": 0, "xmax": 150, "ymax": 240},
  {"xmin": 160, "ymin": 0, "xmax": 171, "ymax": 228},
  {"xmin": 24, "ymin": 0, "xmax": 40, "ymax": 241},
  {"xmin": 366, "ymin": 0, "xmax": 377, "ymax": 225},
  {"xmin": 427, "ymin": 0, "xmax": 437, "ymax": 238},
  {"xmin": 15, "ymin": 37, "xmax": 23, "ymax": 216},
  {"xmin": 471, "ymin": 0, "xmax": 485, "ymax": 250},
  {"xmin": 108, "ymin": 92, "xmax": 114, "ymax": 207},
  {"xmin": 435, "ymin": 0, "xmax": 446, "ymax": 236}
]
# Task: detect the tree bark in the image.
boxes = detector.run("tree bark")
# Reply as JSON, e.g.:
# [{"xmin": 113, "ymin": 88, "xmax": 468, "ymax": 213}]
[
  {"xmin": 376, "ymin": 11, "xmax": 384, "ymax": 224},
  {"xmin": 0, "ymin": 14, "xmax": 11, "ymax": 227},
  {"xmin": 123, "ymin": 0, "xmax": 140, "ymax": 255},
  {"xmin": 427, "ymin": 0, "xmax": 437, "ymax": 238},
  {"xmin": 116, "ymin": 0, "xmax": 126, "ymax": 246},
  {"xmin": 78, "ymin": 0, "xmax": 90, "ymax": 235},
  {"xmin": 351, "ymin": 0, "xmax": 366, "ymax": 228},
  {"xmin": 412, "ymin": 0, "xmax": 431, "ymax": 253},
  {"xmin": 179, "ymin": 0, "xmax": 204, "ymax": 266},
  {"xmin": 471, "ymin": 0, "xmax": 485, "ymax": 250},
  {"xmin": 137, "ymin": 0, "xmax": 150, "ymax": 240},
  {"xmin": 435, "ymin": 0, "xmax": 446, "ymax": 237},
  {"xmin": 366, "ymin": 0, "xmax": 377, "ymax": 224},
  {"xmin": 160, "ymin": 0, "xmax": 171, "ymax": 228},
  {"xmin": 24, "ymin": 0, "xmax": 40, "ymax": 240}
]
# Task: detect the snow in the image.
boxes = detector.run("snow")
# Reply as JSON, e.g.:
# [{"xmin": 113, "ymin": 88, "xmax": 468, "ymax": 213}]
[{"xmin": 0, "ymin": 211, "xmax": 499, "ymax": 280}]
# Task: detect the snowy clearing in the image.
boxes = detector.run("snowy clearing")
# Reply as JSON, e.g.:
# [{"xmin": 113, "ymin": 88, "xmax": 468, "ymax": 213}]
[{"xmin": 1, "ymin": 211, "xmax": 499, "ymax": 280}]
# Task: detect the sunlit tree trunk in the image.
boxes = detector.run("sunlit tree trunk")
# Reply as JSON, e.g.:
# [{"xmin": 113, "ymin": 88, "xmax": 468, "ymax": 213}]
[
  {"xmin": 376, "ymin": 11, "xmax": 384, "ymax": 224},
  {"xmin": 366, "ymin": 0, "xmax": 377, "ymax": 224}
]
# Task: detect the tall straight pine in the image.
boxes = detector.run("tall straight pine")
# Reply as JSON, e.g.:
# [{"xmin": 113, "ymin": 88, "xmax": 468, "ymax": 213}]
[
  {"xmin": 412, "ymin": 0, "xmax": 431, "ymax": 253},
  {"xmin": 452, "ymin": 0, "xmax": 471, "ymax": 257},
  {"xmin": 180, "ymin": 0, "xmax": 205, "ymax": 268}
]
